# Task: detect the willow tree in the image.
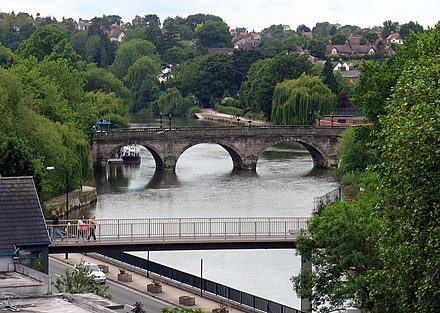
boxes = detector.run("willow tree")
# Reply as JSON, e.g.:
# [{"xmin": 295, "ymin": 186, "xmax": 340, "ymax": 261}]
[{"xmin": 271, "ymin": 75, "xmax": 336, "ymax": 125}]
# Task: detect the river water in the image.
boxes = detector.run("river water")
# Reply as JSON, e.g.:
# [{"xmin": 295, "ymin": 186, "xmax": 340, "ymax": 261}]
[{"xmin": 79, "ymin": 114, "xmax": 338, "ymax": 309}]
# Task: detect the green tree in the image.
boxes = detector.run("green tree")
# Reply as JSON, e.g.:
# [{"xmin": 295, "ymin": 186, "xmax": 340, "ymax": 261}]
[
  {"xmin": 271, "ymin": 74, "xmax": 336, "ymax": 125},
  {"xmin": 83, "ymin": 68, "xmax": 130, "ymax": 104},
  {"xmin": 193, "ymin": 52, "xmax": 238, "ymax": 105},
  {"xmin": 185, "ymin": 13, "xmax": 224, "ymax": 31},
  {"xmin": 331, "ymin": 34, "xmax": 348, "ymax": 45},
  {"xmin": 0, "ymin": 12, "xmax": 36, "ymax": 50},
  {"xmin": 111, "ymin": 39, "xmax": 158, "ymax": 80},
  {"xmin": 69, "ymin": 30, "xmax": 88, "ymax": 60},
  {"xmin": 55, "ymin": 260, "xmax": 111, "ymax": 299},
  {"xmin": 307, "ymin": 39, "xmax": 327, "ymax": 58},
  {"xmin": 336, "ymin": 127, "xmax": 378, "ymax": 177},
  {"xmin": 173, "ymin": 53, "xmax": 238, "ymax": 107},
  {"xmin": 0, "ymin": 44, "xmax": 15, "ymax": 68},
  {"xmin": 0, "ymin": 137, "xmax": 40, "ymax": 180},
  {"xmin": 321, "ymin": 58, "xmax": 338, "ymax": 94},
  {"xmin": 293, "ymin": 173, "xmax": 382, "ymax": 312},
  {"xmin": 243, "ymin": 52, "xmax": 316, "ymax": 121},
  {"xmin": 125, "ymin": 56, "xmax": 161, "ymax": 111},
  {"xmin": 84, "ymin": 91, "xmax": 129, "ymax": 127},
  {"xmin": 382, "ymin": 20, "xmax": 399, "ymax": 39},
  {"xmin": 157, "ymin": 87, "xmax": 193, "ymax": 116},
  {"xmin": 361, "ymin": 32, "xmax": 379, "ymax": 45},
  {"xmin": 16, "ymin": 25, "xmax": 70, "ymax": 61},
  {"xmin": 399, "ymin": 21, "xmax": 424, "ymax": 39},
  {"xmin": 243, "ymin": 58, "xmax": 275, "ymax": 120},
  {"xmin": 372, "ymin": 24, "xmax": 440, "ymax": 312},
  {"xmin": 350, "ymin": 60, "xmax": 397, "ymax": 123},
  {"xmin": 194, "ymin": 21, "xmax": 232, "ymax": 50}
]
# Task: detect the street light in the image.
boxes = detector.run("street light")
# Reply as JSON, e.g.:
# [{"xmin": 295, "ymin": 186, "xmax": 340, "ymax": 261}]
[
  {"xmin": 169, "ymin": 113, "xmax": 172, "ymax": 130},
  {"xmin": 46, "ymin": 166, "xmax": 69, "ymax": 259},
  {"xmin": 248, "ymin": 117, "xmax": 252, "ymax": 128},
  {"xmin": 331, "ymin": 114, "xmax": 334, "ymax": 128},
  {"xmin": 159, "ymin": 113, "xmax": 163, "ymax": 128},
  {"xmin": 236, "ymin": 113, "xmax": 241, "ymax": 126}
]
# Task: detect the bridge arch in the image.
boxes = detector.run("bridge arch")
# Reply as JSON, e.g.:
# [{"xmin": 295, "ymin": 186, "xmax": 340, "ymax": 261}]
[{"xmin": 91, "ymin": 126, "xmax": 343, "ymax": 171}]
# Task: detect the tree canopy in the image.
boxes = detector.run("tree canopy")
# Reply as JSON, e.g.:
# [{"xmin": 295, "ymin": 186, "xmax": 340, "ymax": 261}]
[
  {"xmin": 271, "ymin": 74, "xmax": 336, "ymax": 125},
  {"xmin": 293, "ymin": 22, "xmax": 440, "ymax": 313}
]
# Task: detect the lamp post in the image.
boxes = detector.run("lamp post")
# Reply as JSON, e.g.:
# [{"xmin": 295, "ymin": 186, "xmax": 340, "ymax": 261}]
[
  {"xmin": 236, "ymin": 113, "xmax": 241, "ymax": 126},
  {"xmin": 248, "ymin": 117, "xmax": 252, "ymax": 128},
  {"xmin": 169, "ymin": 113, "xmax": 172, "ymax": 130},
  {"xmin": 331, "ymin": 114, "xmax": 334, "ymax": 128},
  {"xmin": 159, "ymin": 113, "xmax": 163, "ymax": 128},
  {"xmin": 46, "ymin": 166, "xmax": 69, "ymax": 259}
]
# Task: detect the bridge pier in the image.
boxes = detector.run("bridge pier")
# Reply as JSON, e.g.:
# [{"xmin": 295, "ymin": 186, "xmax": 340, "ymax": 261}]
[
  {"xmin": 234, "ymin": 157, "xmax": 257, "ymax": 171},
  {"xmin": 95, "ymin": 158, "xmax": 109, "ymax": 172}
]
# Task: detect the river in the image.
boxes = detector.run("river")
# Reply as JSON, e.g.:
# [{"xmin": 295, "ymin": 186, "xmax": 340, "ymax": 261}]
[{"xmin": 78, "ymin": 113, "xmax": 339, "ymax": 309}]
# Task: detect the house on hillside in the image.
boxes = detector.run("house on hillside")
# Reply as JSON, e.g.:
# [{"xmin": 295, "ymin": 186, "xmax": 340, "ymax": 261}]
[
  {"xmin": 231, "ymin": 28, "xmax": 261, "ymax": 50},
  {"xmin": 331, "ymin": 60, "xmax": 360, "ymax": 83},
  {"xmin": 327, "ymin": 41, "xmax": 376, "ymax": 56},
  {"xmin": 386, "ymin": 32, "xmax": 403, "ymax": 44},
  {"xmin": 76, "ymin": 18, "xmax": 92, "ymax": 30},
  {"xmin": 107, "ymin": 24, "xmax": 126, "ymax": 42},
  {"xmin": 0, "ymin": 176, "xmax": 50, "ymax": 274}
]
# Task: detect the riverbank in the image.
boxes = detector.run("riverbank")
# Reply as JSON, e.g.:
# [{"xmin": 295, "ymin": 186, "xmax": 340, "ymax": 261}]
[
  {"xmin": 195, "ymin": 109, "xmax": 270, "ymax": 126},
  {"xmin": 44, "ymin": 186, "xmax": 97, "ymax": 216}
]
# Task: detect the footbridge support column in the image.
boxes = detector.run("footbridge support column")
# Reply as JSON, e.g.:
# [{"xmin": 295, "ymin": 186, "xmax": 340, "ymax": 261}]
[{"xmin": 300, "ymin": 255, "xmax": 312, "ymax": 313}]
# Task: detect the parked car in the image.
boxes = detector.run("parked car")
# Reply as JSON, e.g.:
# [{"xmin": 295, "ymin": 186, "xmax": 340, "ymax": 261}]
[{"xmin": 75, "ymin": 263, "xmax": 106, "ymax": 284}]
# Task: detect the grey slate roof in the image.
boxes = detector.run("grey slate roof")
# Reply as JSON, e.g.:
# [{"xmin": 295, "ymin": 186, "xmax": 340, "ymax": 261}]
[{"xmin": 0, "ymin": 176, "xmax": 50, "ymax": 255}]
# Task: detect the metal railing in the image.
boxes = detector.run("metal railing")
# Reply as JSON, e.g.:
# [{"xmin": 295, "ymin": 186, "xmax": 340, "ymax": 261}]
[
  {"xmin": 47, "ymin": 217, "xmax": 309, "ymax": 244},
  {"xmin": 101, "ymin": 251, "xmax": 304, "ymax": 313},
  {"xmin": 313, "ymin": 187, "xmax": 341, "ymax": 214}
]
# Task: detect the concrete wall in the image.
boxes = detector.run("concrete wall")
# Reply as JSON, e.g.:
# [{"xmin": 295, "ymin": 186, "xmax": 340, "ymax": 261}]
[
  {"xmin": 14, "ymin": 264, "xmax": 52, "ymax": 295},
  {"xmin": 0, "ymin": 256, "xmax": 13, "ymax": 272}
]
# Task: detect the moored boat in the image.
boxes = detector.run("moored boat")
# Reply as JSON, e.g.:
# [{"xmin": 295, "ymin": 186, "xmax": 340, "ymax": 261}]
[{"xmin": 120, "ymin": 145, "xmax": 141, "ymax": 164}]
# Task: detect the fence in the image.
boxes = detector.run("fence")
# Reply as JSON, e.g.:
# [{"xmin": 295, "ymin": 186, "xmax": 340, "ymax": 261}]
[
  {"xmin": 313, "ymin": 187, "xmax": 341, "ymax": 214},
  {"xmin": 101, "ymin": 251, "xmax": 303, "ymax": 313}
]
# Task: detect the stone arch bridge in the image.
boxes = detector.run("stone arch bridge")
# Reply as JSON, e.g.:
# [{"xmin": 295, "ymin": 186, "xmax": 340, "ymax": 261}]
[{"xmin": 91, "ymin": 126, "xmax": 344, "ymax": 171}]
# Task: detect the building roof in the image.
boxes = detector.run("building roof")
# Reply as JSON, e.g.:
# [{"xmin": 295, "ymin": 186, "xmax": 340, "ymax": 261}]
[{"xmin": 0, "ymin": 177, "xmax": 49, "ymax": 255}]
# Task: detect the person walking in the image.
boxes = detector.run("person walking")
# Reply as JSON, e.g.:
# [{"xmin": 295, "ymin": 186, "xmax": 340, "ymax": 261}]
[
  {"xmin": 87, "ymin": 216, "xmax": 97, "ymax": 241},
  {"xmin": 50, "ymin": 210, "xmax": 64, "ymax": 241},
  {"xmin": 76, "ymin": 216, "xmax": 87, "ymax": 242}
]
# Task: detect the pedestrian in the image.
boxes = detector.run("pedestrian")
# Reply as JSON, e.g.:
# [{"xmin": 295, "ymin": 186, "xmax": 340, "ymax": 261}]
[
  {"xmin": 87, "ymin": 216, "xmax": 97, "ymax": 241},
  {"xmin": 50, "ymin": 210, "xmax": 64, "ymax": 241},
  {"xmin": 76, "ymin": 216, "xmax": 87, "ymax": 242}
]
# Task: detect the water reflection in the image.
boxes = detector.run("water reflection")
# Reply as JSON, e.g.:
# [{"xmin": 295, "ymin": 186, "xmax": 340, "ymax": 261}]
[{"xmin": 146, "ymin": 170, "xmax": 181, "ymax": 188}]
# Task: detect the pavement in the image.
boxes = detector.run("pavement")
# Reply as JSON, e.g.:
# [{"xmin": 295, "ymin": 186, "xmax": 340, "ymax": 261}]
[
  {"xmin": 195, "ymin": 109, "xmax": 270, "ymax": 126},
  {"xmin": 51, "ymin": 253, "xmax": 249, "ymax": 313}
]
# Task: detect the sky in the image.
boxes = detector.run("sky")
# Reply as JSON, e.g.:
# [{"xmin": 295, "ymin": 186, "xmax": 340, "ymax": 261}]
[{"xmin": 2, "ymin": 0, "xmax": 439, "ymax": 32}]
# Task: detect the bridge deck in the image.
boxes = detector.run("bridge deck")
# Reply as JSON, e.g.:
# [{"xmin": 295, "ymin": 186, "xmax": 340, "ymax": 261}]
[{"xmin": 47, "ymin": 217, "xmax": 309, "ymax": 252}]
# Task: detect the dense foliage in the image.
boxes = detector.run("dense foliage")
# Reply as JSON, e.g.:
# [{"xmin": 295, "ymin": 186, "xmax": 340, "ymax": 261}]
[
  {"xmin": 271, "ymin": 75, "xmax": 336, "ymax": 125},
  {"xmin": 293, "ymin": 22, "xmax": 440, "ymax": 312}
]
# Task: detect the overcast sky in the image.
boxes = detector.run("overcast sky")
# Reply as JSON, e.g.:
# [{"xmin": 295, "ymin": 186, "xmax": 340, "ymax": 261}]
[{"xmin": 2, "ymin": 0, "xmax": 439, "ymax": 32}]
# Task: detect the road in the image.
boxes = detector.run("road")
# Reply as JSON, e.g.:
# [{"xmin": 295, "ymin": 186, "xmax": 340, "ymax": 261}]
[{"xmin": 50, "ymin": 257, "xmax": 172, "ymax": 312}]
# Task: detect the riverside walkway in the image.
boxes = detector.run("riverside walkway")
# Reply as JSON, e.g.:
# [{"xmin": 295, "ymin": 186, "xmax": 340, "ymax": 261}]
[{"xmin": 47, "ymin": 217, "xmax": 309, "ymax": 253}]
